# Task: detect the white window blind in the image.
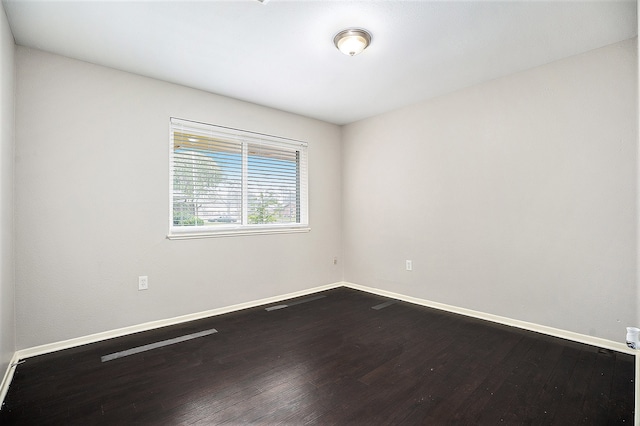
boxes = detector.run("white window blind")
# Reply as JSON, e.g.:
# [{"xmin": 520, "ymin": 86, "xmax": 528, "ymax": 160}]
[{"xmin": 169, "ymin": 118, "xmax": 309, "ymax": 238}]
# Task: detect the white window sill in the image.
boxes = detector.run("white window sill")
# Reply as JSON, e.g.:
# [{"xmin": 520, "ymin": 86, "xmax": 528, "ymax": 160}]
[{"xmin": 167, "ymin": 225, "xmax": 311, "ymax": 240}]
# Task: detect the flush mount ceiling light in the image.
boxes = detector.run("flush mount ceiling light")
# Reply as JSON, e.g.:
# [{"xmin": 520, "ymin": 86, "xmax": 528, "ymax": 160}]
[{"xmin": 333, "ymin": 28, "xmax": 372, "ymax": 56}]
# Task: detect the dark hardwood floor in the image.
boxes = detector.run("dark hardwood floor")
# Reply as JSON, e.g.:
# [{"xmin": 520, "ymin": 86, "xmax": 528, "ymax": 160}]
[{"xmin": 1, "ymin": 287, "xmax": 635, "ymax": 424}]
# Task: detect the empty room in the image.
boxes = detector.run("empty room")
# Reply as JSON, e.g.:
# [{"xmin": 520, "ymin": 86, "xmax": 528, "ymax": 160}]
[{"xmin": 0, "ymin": 0, "xmax": 638, "ymax": 424}]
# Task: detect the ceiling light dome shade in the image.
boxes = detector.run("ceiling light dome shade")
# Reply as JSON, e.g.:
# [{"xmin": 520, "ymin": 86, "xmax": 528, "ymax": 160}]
[{"xmin": 334, "ymin": 28, "xmax": 372, "ymax": 56}]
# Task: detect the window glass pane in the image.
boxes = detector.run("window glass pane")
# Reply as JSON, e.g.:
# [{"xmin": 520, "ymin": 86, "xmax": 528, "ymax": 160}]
[
  {"xmin": 172, "ymin": 132, "xmax": 242, "ymax": 226},
  {"xmin": 247, "ymin": 143, "xmax": 300, "ymax": 225}
]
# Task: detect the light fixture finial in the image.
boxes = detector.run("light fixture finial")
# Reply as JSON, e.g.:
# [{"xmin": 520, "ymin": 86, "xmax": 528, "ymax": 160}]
[{"xmin": 334, "ymin": 28, "xmax": 372, "ymax": 56}]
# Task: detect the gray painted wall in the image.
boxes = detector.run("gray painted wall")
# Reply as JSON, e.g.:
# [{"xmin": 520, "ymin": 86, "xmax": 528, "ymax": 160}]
[
  {"xmin": 342, "ymin": 38, "xmax": 638, "ymax": 342},
  {"xmin": 10, "ymin": 37, "xmax": 640, "ymax": 350},
  {"xmin": 15, "ymin": 47, "xmax": 342, "ymax": 349},
  {"xmin": 0, "ymin": 4, "xmax": 15, "ymax": 374}
]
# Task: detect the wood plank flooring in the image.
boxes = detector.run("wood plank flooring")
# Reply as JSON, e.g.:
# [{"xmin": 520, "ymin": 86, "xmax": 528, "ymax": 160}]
[{"xmin": 0, "ymin": 287, "xmax": 635, "ymax": 424}]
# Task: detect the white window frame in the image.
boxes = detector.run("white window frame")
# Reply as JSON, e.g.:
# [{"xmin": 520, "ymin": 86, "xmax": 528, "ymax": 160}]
[{"xmin": 168, "ymin": 118, "xmax": 309, "ymax": 239}]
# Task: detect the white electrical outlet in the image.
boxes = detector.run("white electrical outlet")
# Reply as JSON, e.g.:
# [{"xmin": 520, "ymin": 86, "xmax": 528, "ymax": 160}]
[
  {"xmin": 333, "ymin": 256, "xmax": 338, "ymax": 265},
  {"xmin": 138, "ymin": 276, "xmax": 148, "ymax": 291},
  {"xmin": 406, "ymin": 260, "xmax": 412, "ymax": 271}
]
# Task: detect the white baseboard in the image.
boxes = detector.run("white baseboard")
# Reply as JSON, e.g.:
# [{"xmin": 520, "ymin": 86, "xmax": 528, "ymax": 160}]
[
  {"xmin": 16, "ymin": 282, "xmax": 343, "ymax": 360},
  {"xmin": 343, "ymin": 281, "xmax": 635, "ymax": 355},
  {"xmin": 2, "ymin": 280, "xmax": 637, "ymax": 421},
  {"xmin": 0, "ymin": 352, "xmax": 20, "ymax": 410}
]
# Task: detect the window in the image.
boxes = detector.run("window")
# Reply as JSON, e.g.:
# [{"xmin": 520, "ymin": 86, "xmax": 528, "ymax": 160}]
[{"xmin": 169, "ymin": 118, "xmax": 309, "ymax": 238}]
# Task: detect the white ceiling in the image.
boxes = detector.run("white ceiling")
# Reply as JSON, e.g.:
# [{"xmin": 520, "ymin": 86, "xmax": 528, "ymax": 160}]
[{"xmin": 2, "ymin": 0, "xmax": 637, "ymax": 125}]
